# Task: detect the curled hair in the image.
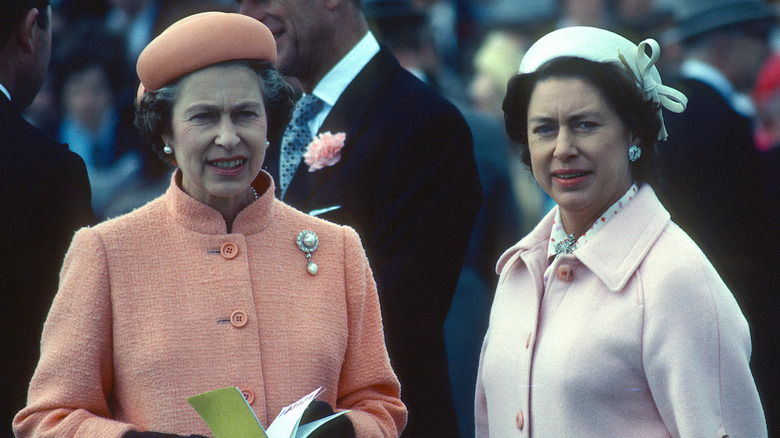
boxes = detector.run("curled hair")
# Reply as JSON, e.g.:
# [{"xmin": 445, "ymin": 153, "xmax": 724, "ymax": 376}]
[
  {"xmin": 503, "ymin": 56, "xmax": 663, "ymax": 186},
  {"xmin": 134, "ymin": 60, "xmax": 294, "ymax": 163}
]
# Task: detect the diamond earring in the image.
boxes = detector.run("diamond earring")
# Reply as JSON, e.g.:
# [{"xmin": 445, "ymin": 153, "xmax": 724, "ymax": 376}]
[{"xmin": 628, "ymin": 144, "xmax": 641, "ymax": 162}]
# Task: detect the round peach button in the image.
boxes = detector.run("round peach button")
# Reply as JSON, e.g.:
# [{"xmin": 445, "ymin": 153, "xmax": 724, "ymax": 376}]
[
  {"xmin": 220, "ymin": 242, "xmax": 239, "ymax": 259},
  {"xmin": 516, "ymin": 409, "xmax": 524, "ymax": 430},
  {"xmin": 230, "ymin": 310, "xmax": 248, "ymax": 328},
  {"xmin": 240, "ymin": 388, "xmax": 255, "ymax": 404},
  {"xmin": 556, "ymin": 265, "xmax": 573, "ymax": 282}
]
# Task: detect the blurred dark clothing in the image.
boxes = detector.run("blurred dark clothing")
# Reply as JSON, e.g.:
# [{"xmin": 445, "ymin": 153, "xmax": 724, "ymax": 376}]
[
  {"xmin": 0, "ymin": 94, "xmax": 96, "ymax": 438},
  {"xmin": 658, "ymin": 76, "xmax": 779, "ymax": 434},
  {"xmin": 445, "ymin": 108, "xmax": 523, "ymax": 437}
]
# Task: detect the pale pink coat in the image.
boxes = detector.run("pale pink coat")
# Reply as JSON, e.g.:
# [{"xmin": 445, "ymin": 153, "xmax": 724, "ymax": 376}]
[
  {"xmin": 475, "ymin": 184, "xmax": 766, "ymax": 437},
  {"xmin": 14, "ymin": 171, "xmax": 406, "ymax": 437}
]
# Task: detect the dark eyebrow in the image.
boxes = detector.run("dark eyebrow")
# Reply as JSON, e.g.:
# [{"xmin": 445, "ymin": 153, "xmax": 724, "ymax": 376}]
[
  {"xmin": 528, "ymin": 111, "xmax": 601, "ymax": 125},
  {"xmin": 183, "ymin": 101, "xmax": 264, "ymax": 115}
]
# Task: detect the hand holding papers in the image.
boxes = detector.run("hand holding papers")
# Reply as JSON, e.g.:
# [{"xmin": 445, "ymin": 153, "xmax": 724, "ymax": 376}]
[{"xmin": 187, "ymin": 387, "xmax": 348, "ymax": 438}]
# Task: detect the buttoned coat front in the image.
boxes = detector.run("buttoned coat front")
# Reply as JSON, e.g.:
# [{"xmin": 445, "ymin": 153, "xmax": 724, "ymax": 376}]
[
  {"xmin": 14, "ymin": 171, "xmax": 406, "ymax": 438},
  {"xmin": 475, "ymin": 184, "xmax": 766, "ymax": 437}
]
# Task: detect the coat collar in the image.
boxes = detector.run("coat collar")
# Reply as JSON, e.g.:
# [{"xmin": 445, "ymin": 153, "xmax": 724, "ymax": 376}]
[
  {"xmin": 163, "ymin": 169, "xmax": 276, "ymax": 235},
  {"xmin": 497, "ymin": 184, "xmax": 671, "ymax": 292}
]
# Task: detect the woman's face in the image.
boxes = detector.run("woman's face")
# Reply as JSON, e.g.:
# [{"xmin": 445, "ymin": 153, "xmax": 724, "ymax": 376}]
[
  {"xmin": 527, "ymin": 77, "xmax": 635, "ymax": 231},
  {"xmin": 163, "ymin": 64, "xmax": 267, "ymax": 208}
]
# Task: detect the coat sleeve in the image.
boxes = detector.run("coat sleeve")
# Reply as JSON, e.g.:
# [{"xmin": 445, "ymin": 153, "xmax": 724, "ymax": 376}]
[
  {"xmin": 336, "ymin": 226, "xmax": 407, "ymax": 437},
  {"xmin": 641, "ymin": 238, "xmax": 767, "ymax": 438},
  {"xmin": 13, "ymin": 228, "xmax": 134, "ymax": 438}
]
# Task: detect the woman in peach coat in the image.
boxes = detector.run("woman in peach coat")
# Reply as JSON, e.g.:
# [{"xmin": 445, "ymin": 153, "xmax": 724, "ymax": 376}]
[{"xmin": 14, "ymin": 13, "xmax": 405, "ymax": 438}]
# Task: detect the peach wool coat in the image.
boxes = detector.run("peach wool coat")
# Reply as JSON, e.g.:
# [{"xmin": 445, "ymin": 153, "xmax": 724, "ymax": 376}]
[
  {"xmin": 14, "ymin": 170, "xmax": 406, "ymax": 438},
  {"xmin": 475, "ymin": 184, "xmax": 766, "ymax": 437}
]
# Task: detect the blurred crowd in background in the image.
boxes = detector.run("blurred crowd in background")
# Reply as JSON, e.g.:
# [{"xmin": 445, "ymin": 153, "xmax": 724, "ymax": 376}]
[{"xmin": 21, "ymin": 0, "xmax": 780, "ymax": 435}]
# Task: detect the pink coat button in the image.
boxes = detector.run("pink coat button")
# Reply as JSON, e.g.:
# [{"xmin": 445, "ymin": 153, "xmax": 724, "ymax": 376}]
[
  {"xmin": 240, "ymin": 388, "xmax": 255, "ymax": 404},
  {"xmin": 230, "ymin": 310, "xmax": 248, "ymax": 328},
  {"xmin": 516, "ymin": 409, "xmax": 524, "ymax": 430},
  {"xmin": 220, "ymin": 242, "xmax": 239, "ymax": 259},
  {"xmin": 556, "ymin": 265, "xmax": 573, "ymax": 282}
]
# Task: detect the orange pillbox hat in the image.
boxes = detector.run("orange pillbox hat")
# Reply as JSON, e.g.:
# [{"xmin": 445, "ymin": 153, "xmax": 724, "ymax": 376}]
[{"xmin": 136, "ymin": 12, "xmax": 276, "ymax": 92}]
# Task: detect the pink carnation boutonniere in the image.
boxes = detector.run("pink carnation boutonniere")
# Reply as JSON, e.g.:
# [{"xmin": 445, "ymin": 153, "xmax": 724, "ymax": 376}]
[{"xmin": 303, "ymin": 132, "xmax": 346, "ymax": 172}]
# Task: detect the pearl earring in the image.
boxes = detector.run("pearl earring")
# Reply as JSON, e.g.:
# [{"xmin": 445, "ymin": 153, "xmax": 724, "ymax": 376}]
[
  {"xmin": 265, "ymin": 140, "xmax": 270, "ymax": 148},
  {"xmin": 628, "ymin": 145, "xmax": 641, "ymax": 162},
  {"xmin": 163, "ymin": 144, "xmax": 173, "ymax": 154}
]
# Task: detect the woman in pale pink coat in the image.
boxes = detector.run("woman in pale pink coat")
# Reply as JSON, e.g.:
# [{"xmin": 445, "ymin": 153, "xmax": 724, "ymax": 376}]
[
  {"xmin": 475, "ymin": 27, "xmax": 767, "ymax": 437},
  {"xmin": 14, "ymin": 13, "xmax": 405, "ymax": 438}
]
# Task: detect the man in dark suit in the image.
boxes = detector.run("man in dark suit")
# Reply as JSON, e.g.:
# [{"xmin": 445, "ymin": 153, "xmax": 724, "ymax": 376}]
[
  {"xmin": 658, "ymin": 0, "xmax": 778, "ymax": 433},
  {"xmin": 0, "ymin": 2, "xmax": 95, "ymax": 435},
  {"xmin": 238, "ymin": 1, "xmax": 481, "ymax": 435}
]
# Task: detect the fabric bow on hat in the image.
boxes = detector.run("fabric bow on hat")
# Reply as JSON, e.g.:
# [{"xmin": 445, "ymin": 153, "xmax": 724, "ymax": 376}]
[
  {"xmin": 619, "ymin": 39, "xmax": 688, "ymax": 118},
  {"xmin": 518, "ymin": 26, "xmax": 688, "ymax": 141}
]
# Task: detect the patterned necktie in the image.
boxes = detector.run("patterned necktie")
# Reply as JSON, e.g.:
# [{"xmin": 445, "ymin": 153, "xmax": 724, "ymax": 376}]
[{"xmin": 279, "ymin": 94, "xmax": 324, "ymax": 197}]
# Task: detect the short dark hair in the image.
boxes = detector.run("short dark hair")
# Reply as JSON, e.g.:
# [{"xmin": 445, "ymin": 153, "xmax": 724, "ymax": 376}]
[
  {"xmin": 0, "ymin": 0, "xmax": 50, "ymax": 47},
  {"xmin": 503, "ymin": 56, "xmax": 663, "ymax": 186},
  {"xmin": 134, "ymin": 60, "xmax": 294, "ymax": 163}
]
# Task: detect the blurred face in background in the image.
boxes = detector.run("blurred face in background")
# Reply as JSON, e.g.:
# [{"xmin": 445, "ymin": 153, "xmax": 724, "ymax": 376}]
[
  {"xmin": 238, "ymin": 0, "xmax": 331, "ymax": 88},
  {"xmin": 61, "ymin": 65, "xmax": 113, "ymax": 133}
]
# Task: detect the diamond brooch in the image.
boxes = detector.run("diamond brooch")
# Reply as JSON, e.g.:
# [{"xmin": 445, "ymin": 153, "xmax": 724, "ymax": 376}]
[{"xmin": 296, "ymin": 230, "xmax": 319, "ymax": 275}]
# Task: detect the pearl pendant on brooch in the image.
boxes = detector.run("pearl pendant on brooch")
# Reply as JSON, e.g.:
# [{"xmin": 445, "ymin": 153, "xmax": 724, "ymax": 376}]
[{"xmin": 297, "ymin": 230, "xmax": 319, "ymax": 275}]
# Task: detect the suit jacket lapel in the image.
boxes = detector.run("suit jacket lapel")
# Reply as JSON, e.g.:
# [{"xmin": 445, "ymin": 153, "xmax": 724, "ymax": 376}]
[{"xmin": 283, "ymin": 47, "xmax": 401, "ymax": 209}]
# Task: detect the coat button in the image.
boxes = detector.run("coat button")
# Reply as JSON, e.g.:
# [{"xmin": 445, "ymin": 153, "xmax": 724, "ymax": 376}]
[
  {"xmin": 230, "ymin": 310, "xmax": 248, "ymax": 328},
  {"xmin": 220, "ymin": 242, "xmax": 239, "ymax": 259},
  {"xmin": 240, "ymin": 388, "xmax": 255, "ymax": 404},
  {"xmin": 556, "ymin": 265, "xmax": 573, "ymax": 282},
  {"xmin": 516, "ymin": 409, "xmax": 524, "ymax": 431}
]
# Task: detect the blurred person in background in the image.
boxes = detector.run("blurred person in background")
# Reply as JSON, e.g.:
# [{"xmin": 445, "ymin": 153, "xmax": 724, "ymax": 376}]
[
  {"xmin": 555, "ymin": 0, "xmax": 611, "ymax": 29},
  {"xmin": 467, "ymin": 27, "xmax": 554, "ymax": 234},
  {"xmin": 363, "ymin": 0, "xmax": 466, "ymax": 104},
  {"xmin": 657, "ymin": 1, "xmax": 780, "ymax": 431},
  {"xmin": 51, "ymin": 22, "xmax": 151, "ymax": 219},
  {"xmin": 105, "ymin": 0, "xmax": 235, "ymax": 66},
  {"xmin": 0, "ymin": 1, "xmax": 95, "ymax": 436},
  {"xmin": 752, "ymin": 53, "xmax": 780, "ymax": 228},
  {"xmin": 364, "ymin": 5, "xmax": 528, "ymax": 434}
]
